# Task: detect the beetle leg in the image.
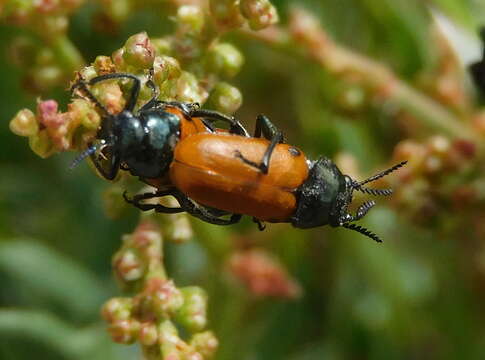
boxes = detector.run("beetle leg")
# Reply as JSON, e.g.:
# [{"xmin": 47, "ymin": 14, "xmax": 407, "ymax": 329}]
[
  {"xmin": 253, "ymin": 217, "xmax": 266, "ymax": 231},
  {"xmin": 234, "ymin": 130, "xmax": 283, "ymax": 174},
  {"xmin": 138, "ymin": 68, "xmax": 161, "ymax": 112},
  {"xmin": 171, "ymin": 191, "xmax": 243, "ymax": 225},
  {"xmin": 254, "ymin": 114, "xmax": 285, "ymax": 142},
  {"xmin": 190, "ymin": 109, "xmax": 250, "ymax": 136},
  {"xmin": 341, "ymin": 200, "xmax": 376, "ymax": 224},
  {"xmin": 123, "ymin": 190, "xmax": 185, "ymax": 214}
]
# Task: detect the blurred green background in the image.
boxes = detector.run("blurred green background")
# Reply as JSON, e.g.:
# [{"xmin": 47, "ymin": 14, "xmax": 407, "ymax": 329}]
[{"xmin": 1, "ymin": 0, "xmax": 485, "ymax": 359}]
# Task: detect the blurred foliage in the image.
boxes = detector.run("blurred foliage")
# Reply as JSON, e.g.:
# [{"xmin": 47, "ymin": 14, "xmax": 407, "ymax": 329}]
[{"xmin": 1, "ymin": 0, "xmax": 485, "ymax": 359}]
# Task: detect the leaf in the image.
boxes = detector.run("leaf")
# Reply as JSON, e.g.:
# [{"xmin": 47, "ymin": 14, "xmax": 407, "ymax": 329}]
[{"xmin": 0, "ymin": 240, "xmax": 108, "ymax": 320}]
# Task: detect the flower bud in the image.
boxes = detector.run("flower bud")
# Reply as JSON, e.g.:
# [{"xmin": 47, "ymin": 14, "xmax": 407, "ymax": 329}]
[
  {"xmin": 177, "ymin": 5, "xmax": 205, "ymax": 34},
  {"xmin": 176, "ymin": 287, "xmax": 208, "ymax": 332},
  {"xmin": 68, "ymin": 99, "xmax": 101, "ymax": 132},
  {"xmin": 138, "ymin": 322, "xmax": 158, "ymax": 346},
  {"xmin": 205, "ymin": 43, "xmax": 244, "ymax": 78},
  {"xmin": 93, "ymin": 55, "xmax": 116, "ymax": 75},
  {"xmin": 102, "ymin": 297, "xmax": 133, "ymax": 322},
  {"xmin": 153, "ymin": 56, "xmax": 182, "ymax": 85},
  {"xmin": 113, "ymin": 248, "xmax": 146, "ymax": 283},
  {"xmin": 10, "ymin": 109, "xmax": 38, "ymax": 137},
  {"xmin": 150, "ymin": 280, "xmax": 185, "ymax": 317},
  {"xmin": 108, "ymin": 319, "xmax": 140, "ymax": 344},
  {"xmin": 175, "ymin": 71, "xmax": 208, "ymax": 104},
  {"xmin": 29, "ymin": 130, "xmax": 55, "ymax": 158},
  {"xmin": 190, "ymin": 331, "xmax": 219, "ymax": 359},
  {"xmin": 151, "ymin": 37, "xmax": 173, "ymax": 56},
  {"xmin": 206, "ymin": 82, "xmax": 242, "ymax": 115},
  {"xmin": 240, "ymin": 0, "xmax": 279, "ymax": 30},
  {"xmin": 210, "ymin": 0, "xmax": 246, "ymax": 30},
  {"xmin": 122, "ymin": 32, "xmax": 155, "ymax": 70}
]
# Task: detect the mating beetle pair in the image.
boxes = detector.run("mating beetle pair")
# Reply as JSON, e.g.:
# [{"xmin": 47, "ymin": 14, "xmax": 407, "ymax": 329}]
[{"xmin": 71, "ymin": 72, "xmax": 406, "ymax": 242}]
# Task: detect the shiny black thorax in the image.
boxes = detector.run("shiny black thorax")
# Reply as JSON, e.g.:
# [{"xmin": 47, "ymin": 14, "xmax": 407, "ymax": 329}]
[{"xmin": 100, "ymin": 109, "xmax": 180, "ymax": 179}]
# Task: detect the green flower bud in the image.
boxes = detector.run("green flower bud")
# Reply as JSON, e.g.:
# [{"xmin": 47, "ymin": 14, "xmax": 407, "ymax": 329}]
[
  {"xmin": 29, "ymin": 129, "xmax": 55, "ymax": 158},
  {"xmin": 111, "ymin": 48, "xmax": 126, "ymax": 71},
  {"xmin": 240, "ymin": 0, "xmax": 279, "ymax": 30},
  {"xmin": 102, "ymin": 297, "xmax": 133, "ymax": 322},
  {"xmin": 151, "ymin": 37, "xmax": 173, "ymax": 56},
  {"xmin": 205, "ymin": 43, "xmax": 244, "ymax": 78},
  {"xmin": 175, "ymin": 71, "xmax": 208, "ymax": 104},
  {"xmin": 10, "ymin": 109, "xmax": 38, "ymax": 137},
  {"xmin": 93, "ymin": 55, "xmax": 115, "ymax": 74},
  {"xmin": 122, "ymin": 32, "xmax": 155, "ymax": 70},
  {"xmin": 151, "ymin": 280, "xmax": 184, "ymax": 317},
  {"xmin": 190, "ymin": 331, "xmax": 219, "ymax": 359},
  {"xmin": 153, "ymin": 56, "xmax": 182, "ymax": 86},
  {"xmin": 102, "ymin": 0, "xmax": 131, "ymax": 23},
  {"xmin": 113, "ymin": 248, "xmax": 146, "ymax": 283},
  {"xmin": 108, "ymin": 319, "xmax": 140, "ymax": 344},
  {"xmin": 210, "ymin": 0, "xmax": 246, "ymax": 30},
  {"xmin": 138, "ymin": 322, "xmax": 158, "ymax": 346},
  {"xmin": 176, "ymin": 287, "xmax": 208, "ymax": 332},
  {"xmin": 78, "ymin": 65, "xmax": 98, "ymax": 82},
  {"xmin": 177, "ymin": 5, "xmax": 205, "ymax": 34},
  {"xmin": 30, "ymin": 65, "xmax": 64, "ymax": 92},
  {"xmin": 68, "ymin": 99, "xmax": 101, "ymax": 131},
  {"xmin": 206, "ymin": 82, "xmax": 242, "ymax": 114}
]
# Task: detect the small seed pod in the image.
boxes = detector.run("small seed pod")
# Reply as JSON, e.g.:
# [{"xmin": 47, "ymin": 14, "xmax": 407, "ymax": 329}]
[
  {"xmin": 206, "ymin": 82, "xmax": 243, "ymax": 114},
  {"xmin": 175, "ymin": 287, "xmax": 208, "ymax": 332},
  {"xmin": 240, "ymin": 0, "xmax": 279, "ymax": 30}
]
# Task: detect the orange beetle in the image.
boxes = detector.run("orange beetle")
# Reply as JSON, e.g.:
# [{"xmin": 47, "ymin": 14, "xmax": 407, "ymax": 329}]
[{"xmin": 129, "ymin": 114, "xmax": 406, "ymax": 242}]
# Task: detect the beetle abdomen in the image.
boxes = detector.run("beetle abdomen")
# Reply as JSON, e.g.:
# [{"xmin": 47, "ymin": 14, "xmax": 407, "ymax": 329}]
[{"xmin": 170, "ymin": 133, "xmax": 309, "ymax": 222}]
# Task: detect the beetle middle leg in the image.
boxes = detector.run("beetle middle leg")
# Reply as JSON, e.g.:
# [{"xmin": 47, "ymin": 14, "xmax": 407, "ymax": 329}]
[{"xmin": 235, "ymin": 115, "xmax": 284, "ymax": 174}]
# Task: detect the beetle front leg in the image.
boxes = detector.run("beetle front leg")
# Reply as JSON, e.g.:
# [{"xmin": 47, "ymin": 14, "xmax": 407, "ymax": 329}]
[
  {"xmin": 190, "ymin": 109, "xmax": 250, "ymax": 136},
  {"xmin": 123, "ymin": 190, "xmax": 185, "ymax": 214}
]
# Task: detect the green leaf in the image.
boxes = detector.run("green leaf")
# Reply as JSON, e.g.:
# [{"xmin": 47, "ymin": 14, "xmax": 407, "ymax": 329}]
[{"xmin": 0, "ymin": 240, "xmax": 108, "ymax": 320}]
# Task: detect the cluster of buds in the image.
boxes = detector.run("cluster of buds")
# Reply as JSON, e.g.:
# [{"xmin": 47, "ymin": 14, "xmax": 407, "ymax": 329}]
[
  {"xmin": 103, "ymin": 220, "xmax": 217, "ymax": 359},
  {"xmin": 228, "ymin": 248, "xmax": 302, "ymax": 299},
  {"xmin": 9, "ymin": 30, "xmax": 245, "ymax": 160},
  {"xmin": 2, "ymin": 0, "xmax": 85, "ymax": 91},
  {"xmin": 390, "ymin": 136, "xmax": 483, "ymax": 222},
  {"xmin": 210, "ymin": 0, "xmax": 279, "ymax": 31}
]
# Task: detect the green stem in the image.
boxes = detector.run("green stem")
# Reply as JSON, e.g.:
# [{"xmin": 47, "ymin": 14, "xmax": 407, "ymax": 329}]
[{"xmin": 51, "ymin": 35, "xmax": 85, "ymax": 72}]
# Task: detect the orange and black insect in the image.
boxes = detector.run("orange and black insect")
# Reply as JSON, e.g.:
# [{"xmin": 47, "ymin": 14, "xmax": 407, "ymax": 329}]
[
  {"xmin": 70, "ymin": 72, "xmax": 406, "ymax": 242},
  {"xmin": 128, "ymin": 113, "xmax": 406, "ymax": 242}
]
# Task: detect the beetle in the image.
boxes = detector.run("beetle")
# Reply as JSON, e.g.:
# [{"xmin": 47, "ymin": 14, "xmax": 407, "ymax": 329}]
[{"xmin": 127, "ymin": 113, "xmax": 406, "ymax": 242}]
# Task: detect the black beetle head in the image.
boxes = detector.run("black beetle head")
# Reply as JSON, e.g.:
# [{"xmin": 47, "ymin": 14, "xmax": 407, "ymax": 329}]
[{"xmin": 292, "ymin": 158, "xmax": 407, "ymax": 243}]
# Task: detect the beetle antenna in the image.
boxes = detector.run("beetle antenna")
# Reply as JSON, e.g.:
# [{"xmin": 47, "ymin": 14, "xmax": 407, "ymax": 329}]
[
  {"xmin": 357, "ymin": 161, "xmax": 407, "ymax": 187},
  {"xmin": 342, "ymin": 223, "xmax": 382, "ymax": 243},
  {"xmin": 69, "ymin": 144, "xmax": 98, "ymax": 170},
  {"xmin": 354, "ymin": 186, "xmax": 393, "ymax": 196}
]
